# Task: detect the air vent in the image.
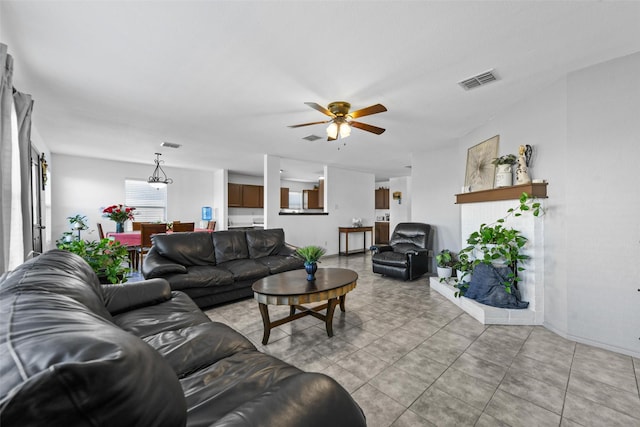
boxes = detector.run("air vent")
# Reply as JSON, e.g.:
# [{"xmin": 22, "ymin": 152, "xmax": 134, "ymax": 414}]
[
  {"xmin": 458, "ymin": 69, "xmax": 499, "ymax": 90},
  {"xmin": 161, "ymin": 141, "xmax": 181, "ymax": 149},
  {"xmin": 302, "ymin": 135, "xmax": 322, "ymax": 141}
]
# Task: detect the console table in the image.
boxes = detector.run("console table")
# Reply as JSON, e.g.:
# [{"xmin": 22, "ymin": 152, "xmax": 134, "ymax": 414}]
[{"xmin": 338, "ymin": 226, "xmax": 373, "ymax": 256}]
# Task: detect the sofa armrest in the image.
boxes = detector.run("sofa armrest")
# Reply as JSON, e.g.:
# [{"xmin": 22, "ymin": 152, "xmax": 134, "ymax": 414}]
[
  {"xmin": 142, "ymin": 248, "xmax": 187, "ymax": 279},
  {"xmin": 370, "ymin": 244, "xmax": 392, "ymax": 254},
  {"xmin": 101, "ymin": 278, "xmax": 172, "ymax": 315}
]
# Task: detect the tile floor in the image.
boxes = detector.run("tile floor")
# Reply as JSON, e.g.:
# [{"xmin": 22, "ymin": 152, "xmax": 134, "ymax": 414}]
[{"xmin": 201, "ymin": 254, "xmax": 640, "ymax": 427}]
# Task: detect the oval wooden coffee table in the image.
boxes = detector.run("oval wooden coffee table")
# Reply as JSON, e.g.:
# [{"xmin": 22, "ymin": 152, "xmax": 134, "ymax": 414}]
[{"xmin": 252, "ymin": 268, "xmax": 358, "ymax": 345}]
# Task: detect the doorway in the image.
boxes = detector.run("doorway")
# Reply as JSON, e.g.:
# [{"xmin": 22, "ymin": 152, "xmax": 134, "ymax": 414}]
[{"xmin": 30, "ymin": 146, "xmax": 45, "ymax": 255}]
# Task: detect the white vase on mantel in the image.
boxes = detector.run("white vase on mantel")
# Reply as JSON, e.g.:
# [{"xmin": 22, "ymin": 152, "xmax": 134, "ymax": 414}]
[{"xmin": 495, "ymin": 164, "xmax": 513, "ymax": 187}]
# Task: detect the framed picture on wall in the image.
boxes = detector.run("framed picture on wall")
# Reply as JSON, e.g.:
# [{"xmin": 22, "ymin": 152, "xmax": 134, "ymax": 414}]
[{"xmin": 464, "ymin": 135, "xmax": 499, "ymax": 191}]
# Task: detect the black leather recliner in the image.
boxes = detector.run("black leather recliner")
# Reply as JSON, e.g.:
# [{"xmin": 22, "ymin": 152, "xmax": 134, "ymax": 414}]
[{"xmin": 371, "ymin": 222, "xmax": 434, "ymax": 280}]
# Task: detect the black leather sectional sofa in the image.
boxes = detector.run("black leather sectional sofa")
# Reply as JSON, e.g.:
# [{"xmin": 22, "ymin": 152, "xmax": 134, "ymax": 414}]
[
  {"xmin": 0, "ymin": 250, "xmax": 366, "ymax": 426},
  {"xmin": 142, "ymin": 228, "xmax": 304, "ymax": 308}
]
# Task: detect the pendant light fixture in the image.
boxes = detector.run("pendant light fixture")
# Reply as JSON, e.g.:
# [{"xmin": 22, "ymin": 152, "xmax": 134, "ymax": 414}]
[{"xmin": 148, "ymin": 152, "xmax": 173, "ymax": 189}]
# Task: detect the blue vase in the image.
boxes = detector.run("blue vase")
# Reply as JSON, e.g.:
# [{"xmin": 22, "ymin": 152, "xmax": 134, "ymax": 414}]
[
  {"xmin": 115, "ymin": 222, "xmax": 124, "ymax": 233},
  {"xmin": 305, "ymin": 262, "xmax": 317, "ymax": 281}
]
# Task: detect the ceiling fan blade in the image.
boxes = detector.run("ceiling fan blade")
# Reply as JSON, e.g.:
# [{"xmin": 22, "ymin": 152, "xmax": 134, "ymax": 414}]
[
  {"xmin": 304, "ymin": 102, "xmax": 335, "ymax": 117},
  {"xmin": 350, "ymin": 121, "xmax": 386, "ymax": 135},
  {"xmin": 288, "ymin": 120, "xmax": 330, "ymax": 128},
  {"xmin": 348, "ymin": 104, "xmax": 387, "ymax": 119}
]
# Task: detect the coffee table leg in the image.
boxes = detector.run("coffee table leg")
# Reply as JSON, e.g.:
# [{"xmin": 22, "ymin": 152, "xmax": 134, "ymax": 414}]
[
  {"xmin": 339, "ymin": 295, "xmax": 347, "ymax": 312},
  {"xmin": 325, "ymin": 298, "xmax": 338, "ymax": 337},
  {"xmin": 290, "ymin": 305, "xmax": 296, "ymax": 316},
  {"xmin": 258, "ymin": 303, "xmax": 271, "ymax": 345}
]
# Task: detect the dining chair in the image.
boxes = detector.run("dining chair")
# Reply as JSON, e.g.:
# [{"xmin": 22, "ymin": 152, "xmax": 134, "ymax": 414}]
[
  {"xmin": 206, "ymin": 220, "xmax": 216, "ymax": 231},
  {"xmin": 136, "ymin": 223, "xmax": 167, "ymax": 269},
  {"xmin": 172, "ymin": 222, "xmax": 195, "ymax": 232},
  {"xmin": 97, "ymin": 223, "xmax": 105, "ymax": 240},
  {"xmin": 132, "ymin": 222, "xmax": 149, "ymax": 231}
]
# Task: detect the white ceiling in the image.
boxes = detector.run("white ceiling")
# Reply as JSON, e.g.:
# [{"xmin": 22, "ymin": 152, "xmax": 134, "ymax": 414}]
[{"xmin": 2, "ymin": 1, "xmax": 639, "ymax": 182}]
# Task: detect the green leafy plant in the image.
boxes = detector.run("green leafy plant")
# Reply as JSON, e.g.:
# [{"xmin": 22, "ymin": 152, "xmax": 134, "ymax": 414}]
[
  {"xmin": 491, "ymin": 154, "xmax": 517, "ymax": 165},
  {"xmin": 295, "ymin": 245, "xmax": 326, "ymax": 265},
  {"xmin": 56, "ymin": 238, "xmax": 130, "ymax": 284},
  {"xmin": 435, "ymin": 249, "xmax": 455, "ymax": 268},
  {"xmin": 457, "ymin": 192, "xmax": 543, "ymax": 296}
]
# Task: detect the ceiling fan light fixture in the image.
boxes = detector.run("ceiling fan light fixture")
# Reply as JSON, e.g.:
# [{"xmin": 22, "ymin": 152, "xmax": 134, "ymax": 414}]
[
  {"xmin": 326, "ymin": 122, "xmax": 339, "ymax": 139},
  {"xmin": 148, "ymin": 152, "xmax": 173, "ymax": 189},
  {"xmin": 339, "ymin": 123, "xmax": 351, "ymax": 138}
]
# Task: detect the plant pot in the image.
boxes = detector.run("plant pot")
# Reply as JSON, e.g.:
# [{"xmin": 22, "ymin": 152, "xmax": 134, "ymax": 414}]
[
  {"xmin": 456, "ymin": 270, "xmax": 472, "ymax": 283},
  {"xmin": 437, "ymin": 266, "xmax": 452, "ymax": 279},
  {"xmin": 304, "ymin": 262, "xmax": 318, "ymax": 281},
  {"xmin": 495, "ymin": 164, "xmax": 513, "ymax": 187}
]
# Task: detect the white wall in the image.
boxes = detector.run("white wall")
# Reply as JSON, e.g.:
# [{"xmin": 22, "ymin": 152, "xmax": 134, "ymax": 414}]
[
  {"xmin": 411, "ymin": 52, "xmax": 640, "ymax": 357},
  {"xmin": 50, "ymin": 154, "xmax": 215, "ymax": 244},
  {"xmin": 269, "ymin": 165, "xmax": 375, "ymax": 255},
  {"xmin": 389, "ymin": 176, "xmax": 411, "ymax": 232}
]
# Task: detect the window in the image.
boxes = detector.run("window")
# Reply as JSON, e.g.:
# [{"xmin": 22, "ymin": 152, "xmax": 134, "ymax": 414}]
[{"xmin": 125, "ymin": 179, "xmax": 167, "ymax": 222}]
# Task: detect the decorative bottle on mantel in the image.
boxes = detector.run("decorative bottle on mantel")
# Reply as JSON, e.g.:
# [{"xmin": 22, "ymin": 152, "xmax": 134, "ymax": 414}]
[{"xmin": 516, "ymin": 145, "xmax": 532, "ymax": 185}]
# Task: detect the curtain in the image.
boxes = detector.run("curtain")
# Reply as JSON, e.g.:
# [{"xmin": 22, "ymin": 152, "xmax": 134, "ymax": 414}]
[
  {"xmin": 13, "ymin": 90, "xmax": 34, "ymax": 261},
  {"xmin": 0, "ymin": 43, "xmax": 35, "ymax": 273},
  {"xmin": 0, "ymin": 43, "xmax": 14, "ymax": 273}
]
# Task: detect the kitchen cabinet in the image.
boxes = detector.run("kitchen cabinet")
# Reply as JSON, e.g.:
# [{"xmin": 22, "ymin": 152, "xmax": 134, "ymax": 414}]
[
  {"xmin": 228, "ymin": 183, "xmax": 243, "ymax": 207},
  {"xmin": 375, "ymin": 188, "xmax": 389, "ymax": 209},
  {"xmin": 228, "ymin": 183, "xmax": 264, "ymax": 208},
  {"xmin": 280, "ymin": 187, "xmax": 289, "ymax": 209},
  {"xmin": 375, "ymin": 221, "xmax": 390, "ymax": 244},
  {"xmin": 303, "ymin": 189, "xmax": 321, "ymax": 209},
  {"xmin": 242, "ymin": 184, "xmax": 263, "ymax": 208}
]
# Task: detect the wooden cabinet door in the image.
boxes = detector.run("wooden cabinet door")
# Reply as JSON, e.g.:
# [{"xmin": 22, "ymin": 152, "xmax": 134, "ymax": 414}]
[
  {"xmin": 375, "ymin": 222, "xmax": 390, "ymax": 244},
  {"xmin": 304, "ymin": 189, "xmax": 320, "ymax": 209},
  {"xmin": 242, "ymin": 185, "xmax": 262, "ymax": 208},
  {"xmin": 280, "ymin": 187, "xmax": 289, "ymax": 209},
  {"xmin": 228, "ymin": 183, "xmax": 243, "ymax": 207},
  {"xmin": 375, "ymin": 188, "xmax": 389, "ymax": 209}
]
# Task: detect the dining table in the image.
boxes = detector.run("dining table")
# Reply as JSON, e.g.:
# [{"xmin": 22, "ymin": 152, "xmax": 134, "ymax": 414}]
[{"xmin": 107, "ymin": 228, "xmax": 212, "ymax": 247}]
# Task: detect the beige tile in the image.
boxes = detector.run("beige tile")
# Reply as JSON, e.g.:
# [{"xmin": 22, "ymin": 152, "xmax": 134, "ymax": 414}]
[
  {"xmin": 498, "ymin": 372, "xmax": 565, "ymax": 414},
  {"xmin": 369, "ymin": 366, "xmax": 431, "ymax": 407},
  {"xmin": 485, "ymin": 389, "xmax": 561, "ymax": 427},
  {"xmin": 336, "ymin": 348, "xmax": 388, "ymax": 381},
  {"xmin": 563, "ymin": 392, "xmax": 640, "ymax": 427},
  {"xmin": 432, "ymin": 368, "xmax": 497, "ymax": 411},
  {"xmin": 352, "ymin": 383, "xmax": 407, "ymax": 427},
  {"xmin": 391, "ymin": 409, "xmax": 437, "ymax": 427},
  {"xmin": 450, "ymin": 352, "xmax": 508, "ymax": 387},
  {"xmin": 567, "ymin": 370, "xmax": 640, "ymax": 419},
  {"xmin": 442, "ymin": 313, "xmax": 488, "ymax": 340},
  {"xmin": 393, "ymin": 349, "xmax": 449, "ymax": 386},
  {"xmin": 571, "ymin": 354, "xmax": 638, "ymax": 394},
  {"xmin": 410, "ymin": 387, "xmax": 482, "ymax": 427},
  {"xmin": 412, "ymin": 329, "xmax": 473, "ymax": 365},
  {"xmin": 316, "ymin": 364, "xmax": 366, "ymax": 393},
  {"xmin": 509, "ymin": 353, "xmax": 570, "ymax": 390}
]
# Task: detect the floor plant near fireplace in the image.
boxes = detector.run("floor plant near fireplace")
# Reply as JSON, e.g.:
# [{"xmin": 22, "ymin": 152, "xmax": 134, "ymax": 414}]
[{"xmin": 456, "ymin": 192, "xmax": 543, "ymax": 297}]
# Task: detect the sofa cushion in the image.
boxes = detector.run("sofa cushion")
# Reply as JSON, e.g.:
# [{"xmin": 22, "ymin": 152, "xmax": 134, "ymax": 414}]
[
  {"xmin": 245, "ymin": 228, "xmax": 285, "ymax": 259},
  {"xmin": 218, "ymin": 259, "xmax": 270, "ymax": 281},
  {"xmin": 256, "ymin": 255, "xmax": 305, "ymax": 274},
  {"xmin": 145, "ymin": 322, "xmax": 256, "ymax": 378},
  {"xmin": 212, "ymin": 230, "xmax": 249, "ymax": 264},
  {"xmin": 153, "ymin": 232, "xmax": 216, "ymax": 266}
]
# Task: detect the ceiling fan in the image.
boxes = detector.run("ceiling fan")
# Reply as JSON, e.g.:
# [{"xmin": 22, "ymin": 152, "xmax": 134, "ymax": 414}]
[{"xmin": 289, "ymin": 101, "xmax": 387, "ymax": 141}]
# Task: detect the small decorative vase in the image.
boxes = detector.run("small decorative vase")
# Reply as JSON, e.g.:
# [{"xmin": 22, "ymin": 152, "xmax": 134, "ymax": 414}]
[
  {"xmin": 115, "ymin": 222, "xmax": 124, "ymax": 233},
  {"xmin": 495, "ymin": 164, "xmax": 513, "ymax": 187},
  {"xmin": 304, "ymin": 262, "xmax": 318, "ymax": 281}
]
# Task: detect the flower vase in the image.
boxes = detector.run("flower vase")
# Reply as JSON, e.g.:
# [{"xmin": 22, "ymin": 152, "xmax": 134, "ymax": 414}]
[
  {"xmin": 115, "ymin": 222, "xmax": 124, "ymax": 233},
  {"xmin": 304, "ymin": 262, "xmax": 317, "ymax": 281}
]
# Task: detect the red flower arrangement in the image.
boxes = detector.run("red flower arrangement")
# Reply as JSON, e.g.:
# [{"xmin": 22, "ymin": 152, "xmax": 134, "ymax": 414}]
[{"xmin": 102, "ymin": 204, "xmax": 136, "ymax": 223}]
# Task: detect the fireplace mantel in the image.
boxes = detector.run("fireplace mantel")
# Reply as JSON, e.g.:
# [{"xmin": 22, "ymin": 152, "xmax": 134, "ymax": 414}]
[{"xmin": 455, "ymin": 182, "xmax": 548, "ymax": 204}]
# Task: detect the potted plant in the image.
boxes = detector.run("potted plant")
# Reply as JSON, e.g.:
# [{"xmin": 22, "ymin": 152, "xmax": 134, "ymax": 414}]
[
  {"xmin": 56, "ymin": 238, "xmax": 131, "ymax": 284},
  {"xmin": 453, "ymin": 251, "xmax": 473, "ymax": 284},
  {"xmin": 66, "ymin": 214, "xmax": 89, "ymax": 241},
  {"xmin": 492, "ymin": 154, "xmax": 517, "ymax": 187},
  {"xmin": 295, "ymin": 245, "xmax": 326, "ymax": 281},
  {"xmin": 435, "ymin": 249, "xmax": 455, "ymax": 281},
  {"xmin": 457, "ymin": 192, "xmax": 543, "ymax": 296}
]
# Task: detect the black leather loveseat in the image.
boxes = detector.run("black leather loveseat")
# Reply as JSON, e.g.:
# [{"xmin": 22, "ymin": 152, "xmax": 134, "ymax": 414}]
[
  {"xmin": 0, "ymin": 250, "xmax": 366, "ymax": 427},
  {"xmin": 142, "ymin": 228, "xmax": 304, "ymax": 308}
]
